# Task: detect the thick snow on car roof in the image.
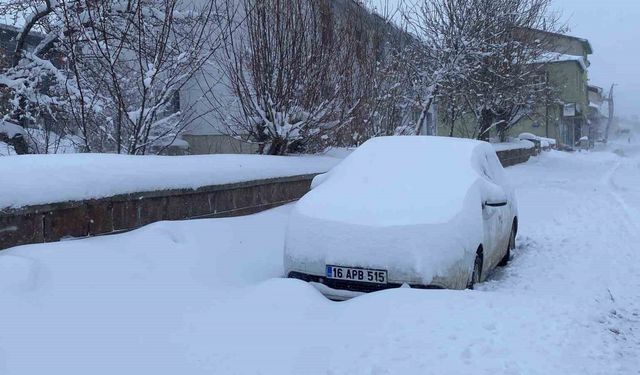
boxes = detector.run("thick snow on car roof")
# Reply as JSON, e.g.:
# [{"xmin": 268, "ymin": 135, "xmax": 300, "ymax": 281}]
[{"xmin": 295, "ymin": 136, "xmax": 494, "ymax": 226}]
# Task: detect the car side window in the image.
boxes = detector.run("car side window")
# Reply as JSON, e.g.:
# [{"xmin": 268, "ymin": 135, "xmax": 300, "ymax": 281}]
[{"xmin": 474, "ymin": 151, "xmax": 495, "ymax": 182}]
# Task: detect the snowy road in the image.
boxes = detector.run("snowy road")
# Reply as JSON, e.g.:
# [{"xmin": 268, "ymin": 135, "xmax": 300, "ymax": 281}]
[{"xmin": 1, "ymin": 141, "xmax": 639, "ymax": 375}]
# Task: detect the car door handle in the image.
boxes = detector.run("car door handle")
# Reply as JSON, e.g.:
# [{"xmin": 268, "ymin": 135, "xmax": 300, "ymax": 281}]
[{"xmin": 484, "ymin": 201, "xmax": 507, "ymax": 208}]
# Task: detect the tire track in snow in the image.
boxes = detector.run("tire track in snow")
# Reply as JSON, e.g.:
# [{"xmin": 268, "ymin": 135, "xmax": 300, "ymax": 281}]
[
  {"xmin": 601, "ymin": 159, "xmax": 640, "ymax": 233},
  {"xmin": 598, "ymin": 155, "xmax": 640, "ymax": 371}
]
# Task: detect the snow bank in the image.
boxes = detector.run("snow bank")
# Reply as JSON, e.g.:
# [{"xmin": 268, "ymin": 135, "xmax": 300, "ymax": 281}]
[
  {"xmin": 0, "ymin": 206, "xmax": 294, "ymax": 375},
  {"xmin": 0, "ymin": 154, "xmax": 340, "ymax": 209},
  {"xmin": 518, "ymin": 132, "xmax": 557, "ymax": 148},
  {"xmin": 518, "ymin": 134, "xmax": 556, "ymax": 149},
  {"xmin": 0, "ymin": 184, "xmax": 630, "ymax": 374}
]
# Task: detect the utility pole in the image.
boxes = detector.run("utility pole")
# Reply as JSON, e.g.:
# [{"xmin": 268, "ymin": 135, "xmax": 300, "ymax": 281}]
[{"xmin": 604, "ymin": 84, "xmax": 616, "ymax": 144}]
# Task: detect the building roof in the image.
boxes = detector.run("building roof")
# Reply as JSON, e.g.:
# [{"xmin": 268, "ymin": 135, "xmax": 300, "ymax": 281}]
[
  {"xmin": 531, "ymin": 52, "xmax": 588, "ymax": 71},
  {"xmin": 516, "ymin": 27, "xmax": 593, "ymax": 55}
]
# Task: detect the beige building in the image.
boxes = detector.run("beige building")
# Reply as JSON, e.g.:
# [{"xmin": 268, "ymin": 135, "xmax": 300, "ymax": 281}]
[
  {"xmin": 509, "ymin": 29, "xmax": 593, "ymax": 147},
  {"xmin": 435, "ymin": 28, "xmax": 594, "ymax": 148}
]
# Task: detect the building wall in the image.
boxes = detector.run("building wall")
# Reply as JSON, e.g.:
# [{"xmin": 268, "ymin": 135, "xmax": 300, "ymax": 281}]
[
  {"xmin": 437, "ymin": 58, "xmax": 590, "ymax": 147},
  {"xmin": 509, "ymin": 60, "xmax": 589, "ymax": 143}
]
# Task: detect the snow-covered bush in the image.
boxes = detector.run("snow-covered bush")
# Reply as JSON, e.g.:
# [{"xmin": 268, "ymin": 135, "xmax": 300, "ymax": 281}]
[
  {"xmin": 0, "ymin": 0, "xmax": 231, "ymax": 155},
  {"xmin": 220, "ymin": 0, "xmax": 417, "ymax": 154}
]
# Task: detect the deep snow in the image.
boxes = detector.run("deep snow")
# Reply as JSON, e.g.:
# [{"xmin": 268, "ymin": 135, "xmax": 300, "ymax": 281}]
[
  {"xmin": 1, "ymin": 137, "xmax": 639, "ymax": 374},
  {"xmin": 0, "ymin": 153, "xmax": 340, "ymax": 209}
]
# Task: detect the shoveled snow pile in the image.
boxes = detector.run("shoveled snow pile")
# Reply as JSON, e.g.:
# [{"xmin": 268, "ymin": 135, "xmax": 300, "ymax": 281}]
[
  {"xmin": 285, "ymin": 136, "xmax": 510, "ymax": 287},
  {"xmin": 518, "ymin": 132, "xmax": 557, "ymax": 148},
  {"xmin": 0, "ymin": 153, "xmax": 340, "ymax": 209}
]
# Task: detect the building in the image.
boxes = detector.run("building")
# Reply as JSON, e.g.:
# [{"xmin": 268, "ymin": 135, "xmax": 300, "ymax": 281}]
[
  {"xmin": 587, "ymin": 85, "xmax": 608, "ymax": 142},
  {"xmin": 433, "ymin": 28, "xmax": 594, "ymax": 148},
  {"xmin": 179, "ymin": 0, "xmax": 411, "ymax": 154},
  {"xmin": 508, "ymin": 28, "xmax": 593, "ymax": 148}
]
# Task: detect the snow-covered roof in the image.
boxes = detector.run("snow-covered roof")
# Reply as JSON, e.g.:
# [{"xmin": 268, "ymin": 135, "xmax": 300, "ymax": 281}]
[
  {"xmin": 533, "ymin": 52, "xmax": 588, "ymax": 71},
  {"xmin": 516, "ymin": 27, "xmax": 593, "ymax": 55}
]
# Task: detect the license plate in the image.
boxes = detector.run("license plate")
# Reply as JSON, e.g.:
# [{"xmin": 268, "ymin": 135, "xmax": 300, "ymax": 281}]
[{"xmin": 325, "ymin": 265, "xmax": 387, "ymax": 284}]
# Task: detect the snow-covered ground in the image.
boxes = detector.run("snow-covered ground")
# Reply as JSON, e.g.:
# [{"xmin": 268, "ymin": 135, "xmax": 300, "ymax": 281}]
[
  {"xmin": 1, "ymin": 138, "xmax": 639, "ymax": 374},
  {"xmin": 0, "ymin": 154, "xmax": 340, "ymax": 209}
]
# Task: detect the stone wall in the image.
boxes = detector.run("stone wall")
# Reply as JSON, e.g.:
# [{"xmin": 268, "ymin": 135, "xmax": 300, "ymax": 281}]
[
  {"xmin": 496, "ymin": 145, "xmax": 540, "ymax": 167},
  {"xmin": 0, "ymin": 145, "xmax": 544, "ymax": 251},
  {"xmin": 0, "ymin": 174, "xmax": 315, "ymax": 251}
]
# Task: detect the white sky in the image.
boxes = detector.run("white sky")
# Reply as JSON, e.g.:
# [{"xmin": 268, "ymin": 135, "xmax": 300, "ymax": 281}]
[{"xmin": 372, "ymin": 0, "xmax": 640, "ymax": 118}]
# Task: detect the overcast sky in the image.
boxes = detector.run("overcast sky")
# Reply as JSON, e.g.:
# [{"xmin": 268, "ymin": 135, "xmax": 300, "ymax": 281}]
[{"xmin": 372, "ymin": 0, "xmax": 640, "ymax": 118}]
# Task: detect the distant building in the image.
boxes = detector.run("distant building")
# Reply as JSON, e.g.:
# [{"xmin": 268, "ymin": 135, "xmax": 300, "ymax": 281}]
[
  {"xmin": 508, "ymin": 28, "xmax": 593, "ymax": 148},
  {"xmin": 587, "ymin": 85, "xmax": 608, "ymax": 142},
  {"xmin": 434, "ymin": 28, "xmax": 594, "ymax": 148}
]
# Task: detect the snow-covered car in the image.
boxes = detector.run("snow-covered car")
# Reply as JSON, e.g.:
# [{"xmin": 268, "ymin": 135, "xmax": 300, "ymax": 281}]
[{"xmin": 284, "ymin": 136, "xmax": 518, "ymax": 300}]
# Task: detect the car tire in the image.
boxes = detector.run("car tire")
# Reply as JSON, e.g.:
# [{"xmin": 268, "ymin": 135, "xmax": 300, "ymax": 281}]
[
  {"xmin": 498, "ymin": 226, "xmax": 516, "ymax": 267},
  {"xmin": 467, "ymin": 252, "xmax": 483, "ymax": 289}
]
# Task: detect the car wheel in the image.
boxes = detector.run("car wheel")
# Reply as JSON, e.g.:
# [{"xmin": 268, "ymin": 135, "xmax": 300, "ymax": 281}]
[
  {"xmin": 467, "ymin": 252, "xmax": 483, "ymax": 289},
  {"xmin": 498, "ymin": 226, "xmax": 516, "ymax": 267}
]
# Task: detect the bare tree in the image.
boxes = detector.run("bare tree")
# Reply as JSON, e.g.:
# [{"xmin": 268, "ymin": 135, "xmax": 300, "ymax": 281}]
[
  {"xmin": 404, "ymin": 0, "xmax": 563, "ymax": 140},
  {"xmin": 218, "ymin": 0, "xmax": 351, "ymax": 155},
  {"xmin": 218, "ymin": 0, "xmax": 416, "ymax": 154},
  {"xmin": 0, "ymin": 0, "xmax": 232, "ymax": 154}
]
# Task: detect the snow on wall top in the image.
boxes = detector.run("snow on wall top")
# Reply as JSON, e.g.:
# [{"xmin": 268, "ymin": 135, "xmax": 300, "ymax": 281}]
[
  {"xmin": 492, "ymin": 139, "xmax": 536, "ymax": 152},
  {"xmin": 0, "ymin": 153, "xmax": 341, "ymax": 210}
]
